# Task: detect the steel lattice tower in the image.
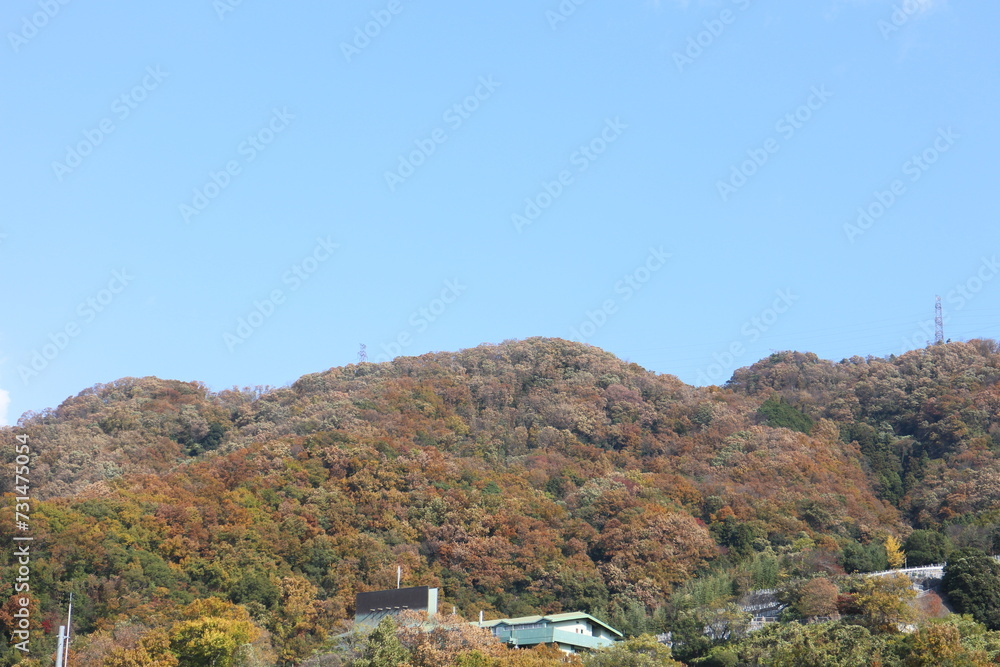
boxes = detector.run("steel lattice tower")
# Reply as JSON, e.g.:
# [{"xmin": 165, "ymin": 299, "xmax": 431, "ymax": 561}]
[
  {"xmin": 358, "ymin": 343, "xmax": 368, "ymax": 363},
  {"xmin": 934, "ymin": 296, "xmax": 944, "ymax": 344}
]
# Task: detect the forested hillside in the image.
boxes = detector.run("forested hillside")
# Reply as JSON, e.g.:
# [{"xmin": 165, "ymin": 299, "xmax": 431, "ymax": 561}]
[{"xmin": 5, "ymin": 337, "xmax": 1000, "ymax": 665}]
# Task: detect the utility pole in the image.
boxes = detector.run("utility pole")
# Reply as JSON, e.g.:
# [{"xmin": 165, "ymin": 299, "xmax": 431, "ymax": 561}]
[{"xmin": 55, "ymin": 593, "xmax": 73, "ymax": 667}]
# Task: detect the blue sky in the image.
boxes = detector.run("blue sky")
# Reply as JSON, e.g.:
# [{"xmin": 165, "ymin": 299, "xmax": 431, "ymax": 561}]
[{"xmin": 1, "ymin": 0, "xmax": 998, "ymax": 426}]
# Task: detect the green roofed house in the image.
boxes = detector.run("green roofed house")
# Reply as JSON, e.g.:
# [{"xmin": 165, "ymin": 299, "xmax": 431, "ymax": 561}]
[{"xmin": 476, "ymin": 612, "xmax": 622, "ymax": 654}]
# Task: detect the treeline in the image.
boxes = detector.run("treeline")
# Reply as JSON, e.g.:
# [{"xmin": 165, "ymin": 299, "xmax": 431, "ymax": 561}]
[{"xmin": 2, "ymin": 338, "xmax": 1000, "ymax": 665}]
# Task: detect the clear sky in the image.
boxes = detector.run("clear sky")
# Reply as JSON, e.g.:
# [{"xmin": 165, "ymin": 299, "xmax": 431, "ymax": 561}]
[{"xmin": 2, "ymin": 0, "xmax": 998, "ymax": 426}]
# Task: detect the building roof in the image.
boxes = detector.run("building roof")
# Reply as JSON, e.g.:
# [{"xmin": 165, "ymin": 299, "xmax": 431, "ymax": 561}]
[{"xmin": 478, "ymin": 612, "xmax": 623, "ymax": 638}]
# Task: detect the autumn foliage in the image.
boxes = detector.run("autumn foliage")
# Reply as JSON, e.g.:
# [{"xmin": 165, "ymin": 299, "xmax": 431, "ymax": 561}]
[{"xmin": 3, "ymin": 338, "xmax": 1000, "ymax": 664}]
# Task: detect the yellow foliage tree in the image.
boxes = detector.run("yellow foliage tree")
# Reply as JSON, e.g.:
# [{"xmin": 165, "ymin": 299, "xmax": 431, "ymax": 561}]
[
  {"xmin": 853, "ymin": 573, "xmax": 916, "ymax": 633},
  {"xmin": 103, "ymin": 629, "xmax": 179, "ymax": 667},
  {"xmin": 903, "ymin": 622, "xmax": 992, "ymax": 667},
  {"xmin": 886, "ymin": 535, "xmax": 906, "ymax": 569},
  {"xmin": 169, "ymin": 616, "xmax": 260, "ymax": 667},
  {"xmin": 167, "ymin": 598, "xmax": 270, "ymax": 667}
]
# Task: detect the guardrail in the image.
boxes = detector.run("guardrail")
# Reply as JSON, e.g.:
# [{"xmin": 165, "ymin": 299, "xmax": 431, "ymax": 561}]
[{"xmin": 865, "ymin": 564, "xmax": 944, "ymax": 578}]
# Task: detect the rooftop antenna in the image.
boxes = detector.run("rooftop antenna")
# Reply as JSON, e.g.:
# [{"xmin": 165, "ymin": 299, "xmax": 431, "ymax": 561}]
[
  {"xmin": 359, "ymin": 343, "xmax": 368, "ymax": 363},
  {"xmin": 935, "ymin": 296, "xmax": 944, "ymax": 344}
]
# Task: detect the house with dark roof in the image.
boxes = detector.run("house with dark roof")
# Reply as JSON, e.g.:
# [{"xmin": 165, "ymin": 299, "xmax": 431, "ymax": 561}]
[{"xmin": 354, "ymin": 586, "xmax": 439, "ymax": 626}]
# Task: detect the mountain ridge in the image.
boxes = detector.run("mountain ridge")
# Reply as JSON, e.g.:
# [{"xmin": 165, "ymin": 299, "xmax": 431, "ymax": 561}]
[{"xmin": 4, "ymin": 337, "xmax": 1000, "ymax": 664}]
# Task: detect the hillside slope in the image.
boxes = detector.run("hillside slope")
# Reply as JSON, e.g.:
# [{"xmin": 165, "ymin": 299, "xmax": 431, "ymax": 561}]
[
  {"xmin": 3, "ymin": 338, "xmax": 999, "ymax": 665},
  {"xmin": 728, "ymin": 340, "xmax": 1000, "ymax": 533}
]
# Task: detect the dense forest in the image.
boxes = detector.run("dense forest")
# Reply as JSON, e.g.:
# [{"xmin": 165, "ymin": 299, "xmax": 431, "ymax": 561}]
[{"xmin": 6, "ymin": 337, "xmax": 1000, "ymax": 665}]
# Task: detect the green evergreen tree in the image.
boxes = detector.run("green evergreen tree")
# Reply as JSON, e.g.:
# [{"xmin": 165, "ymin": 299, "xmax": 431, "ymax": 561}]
[
  {"xmin": 352, "ymin": 617, "xmax": 409, "ymax": 667},
  {"xmin": 904, "ymin": 530, "xmax": 953, "ymax": 566},
  {"xmin": 756, "ymin": 396, "xmax": 813, "ymax": 434},
  {"xmin": 943, "ymin": 548, "xmax": 1000, "ymax": 631},
  {"xmin": 582, "ymin": 634, "xmax": 683, "ymax": 667}
]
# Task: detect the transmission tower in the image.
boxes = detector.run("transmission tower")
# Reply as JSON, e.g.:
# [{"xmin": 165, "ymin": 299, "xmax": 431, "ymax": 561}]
[
  {"xmin": 358, "ymin": 343, "xmax": 368, "ymax": 363},
  {"xmin": 934, "ymin": 296, "xmax": 944, "ymax": 344}
]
